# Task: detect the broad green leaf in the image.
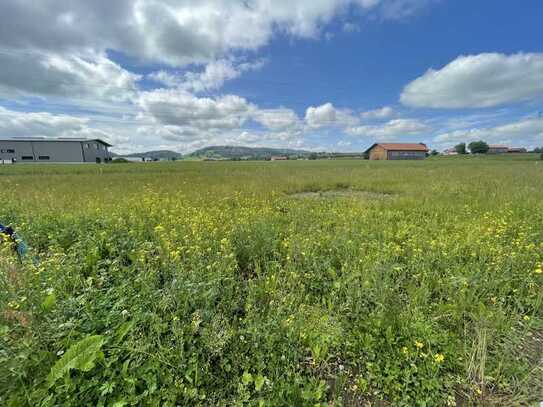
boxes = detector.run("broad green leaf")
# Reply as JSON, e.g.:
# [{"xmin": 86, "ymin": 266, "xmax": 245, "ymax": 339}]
[
  {"xmin": 115, "ymin": 320, "xmax": 135, "ymax": 344},
  {"xmin": 242, "ymin": 371, "xmax": 253, "ymax": 386},
  {"xmin": 254, "ymin": 374, "xmax": 265, "ymax": 391},
  {"xmin": 41, "ymin": 293, "xmax": 57, "ymax": 311},
  {"xmin": 47, "ymin": 335, "xmax": 105, "ymax": 387}
]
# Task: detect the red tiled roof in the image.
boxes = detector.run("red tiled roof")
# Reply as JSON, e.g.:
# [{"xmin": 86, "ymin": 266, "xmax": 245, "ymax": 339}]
[{"xmin": 376, "ymin": 143, "xmax": 429, "ymax": 152}]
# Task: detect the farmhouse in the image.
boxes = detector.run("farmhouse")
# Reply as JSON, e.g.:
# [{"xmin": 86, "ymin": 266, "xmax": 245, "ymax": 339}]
[
  {"xmin": 487, "ymin": 145, "xmax": 509, "ymax": 154},
  {"xmin": 507, "ymin": 147, "xmax": 527, "ymax": 153},
  {"xmin": 0, "ymin": 137, "xmax": 112, "ymax": 164},
  {"xmin": 364, "ymin": 143, "xmax": 429, "ymax": 160}
]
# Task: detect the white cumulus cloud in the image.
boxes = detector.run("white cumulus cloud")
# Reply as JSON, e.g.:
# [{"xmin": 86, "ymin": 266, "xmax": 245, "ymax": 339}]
[
  {"xmin": 305, "ymin": 102, "xmax": 358, "ymax": 128},
  {"xmin": 148, "ymin": 59, "xmax": 265, "ymax": 93},
  {"xmin": 401, "ymin": 53, "xmax": 543, "ymax": 108},
  {"xmin": 0, "ymin": 0, "xmax": 426, "ymax": 68},
  {"xmin": 434, "ymin": 117, "xmax": 543, "ymax": 147},
  {"xmin": 0, "ymin": 50, "xmax": 140, "ymax": 101},
  {"xmin": 137, "ymin": 89, "xmax": 255, "ymax": 130},
  {"xmin": 360, "ymin": 106, "xmax": 395, "ymax": 120},
  {"xmin": 252, "ymin": 108, "xmax": 301, "ymax": 130},
  {"xmin": 0, "ymin": 106, "xmax": 113, "ymax": 140}
]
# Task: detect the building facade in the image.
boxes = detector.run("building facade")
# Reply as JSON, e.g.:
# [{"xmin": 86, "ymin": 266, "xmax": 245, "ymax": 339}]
[
  {"xmin": 507, "ymin": 147, "xmax": 527, "ymax": 153},
  {"xmin": 0, "ymin": 138, "xmax": 112, "ymax": 164},
  {"xmin": 487, "ymin": 145, "xmax": 509, "ymax": 154},
  {"xmin": 364, "ymin": 143, "xmax": 429, "ymax": 160}
]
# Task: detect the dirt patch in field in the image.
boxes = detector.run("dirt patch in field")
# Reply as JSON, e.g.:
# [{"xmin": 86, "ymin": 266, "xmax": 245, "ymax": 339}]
[{"xmin": 289, "ymin": 189, "xmax": 393, "ymax": 200}]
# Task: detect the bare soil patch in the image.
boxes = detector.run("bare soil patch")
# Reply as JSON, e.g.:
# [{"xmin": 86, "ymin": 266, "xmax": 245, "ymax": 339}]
[{"xmin": 289, "ymin": 189, "xmax": 393, "ymax": 200}]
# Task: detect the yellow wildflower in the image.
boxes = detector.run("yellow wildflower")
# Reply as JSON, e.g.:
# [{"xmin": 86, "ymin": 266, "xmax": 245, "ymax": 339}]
[
  {"xmin": 434, "ymin": 353, "xmax": 445, "ymax": 363},
  {"xmin": 415, "ymin": 340, "xmax": 424, "ymax": 349}
]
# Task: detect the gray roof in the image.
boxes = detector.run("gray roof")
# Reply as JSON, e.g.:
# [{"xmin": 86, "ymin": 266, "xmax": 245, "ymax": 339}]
[{"xmin": 0, "ymin": 137, "xmax": 112, "ymax": 147}]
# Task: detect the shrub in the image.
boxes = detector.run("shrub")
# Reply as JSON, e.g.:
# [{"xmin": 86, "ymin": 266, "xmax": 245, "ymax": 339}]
[
  {"xmin": 455, "ymin": 143, "xmax": 467, "ymax": 154},
  {"xmin": 468, "ymin": 141, "xmax": 489, "ymax": 154}
]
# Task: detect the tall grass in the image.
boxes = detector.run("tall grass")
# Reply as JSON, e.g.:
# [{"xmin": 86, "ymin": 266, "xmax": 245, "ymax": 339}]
[{"xmin": 1, "ymin": 156, "xmax": 542, "ymax": 405}]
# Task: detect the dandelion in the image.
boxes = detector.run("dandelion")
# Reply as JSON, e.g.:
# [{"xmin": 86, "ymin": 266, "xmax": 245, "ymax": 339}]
[
  {"xmin": 415, "ymin": 340, "xmax": 424, "ymax": 349},
  {"xmin": 434, "ymin": 353, "xmax": 445, "ymax": 363}
]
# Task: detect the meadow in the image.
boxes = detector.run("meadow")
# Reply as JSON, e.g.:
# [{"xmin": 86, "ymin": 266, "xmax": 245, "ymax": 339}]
[{"xmin": 1, "ymin": 155, "xmax": 542, "ymax": 406}]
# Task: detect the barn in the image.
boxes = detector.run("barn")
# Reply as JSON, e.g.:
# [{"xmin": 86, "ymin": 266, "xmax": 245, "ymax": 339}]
[
  {"xmin": 0, "ymin": 137, "xmax": 112, "ymax": 164},
  {"xmin": 487, "ymin": 145, "xmax": 509, "ymax": 154},
  {"xmin": 364, "ymin": 143, "xmax": 429, "ymax": 160}
]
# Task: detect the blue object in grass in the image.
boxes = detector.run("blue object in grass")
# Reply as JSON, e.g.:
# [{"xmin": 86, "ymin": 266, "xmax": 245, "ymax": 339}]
[{"xmin": 0, "ymin": 223, "xmax": 28, "ymax": 257}]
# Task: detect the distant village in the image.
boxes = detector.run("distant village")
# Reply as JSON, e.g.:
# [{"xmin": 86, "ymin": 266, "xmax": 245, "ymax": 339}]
[{"xmin": 1, "ymin": 137, "xmax": 542, "ymax": 164}]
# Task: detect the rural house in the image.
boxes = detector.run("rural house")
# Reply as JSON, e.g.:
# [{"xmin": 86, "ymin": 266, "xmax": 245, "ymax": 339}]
[
  {"xmin": 0, "ymin": 137, "xmax": 112, "ymax": 164},
  {"xmin": 507, "ymin": 147, "xmax": 527, "ymax": 153},
  {"xmin": 364, "ymin": 143, "xmax": 429, "ymax": 160},
  {"xmin": 487, "ymin": 145, "xmax": 509, "ymax": 154}
]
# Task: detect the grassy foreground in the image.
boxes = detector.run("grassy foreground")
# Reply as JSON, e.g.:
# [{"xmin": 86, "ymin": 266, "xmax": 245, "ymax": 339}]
[{"xmin": 1, "ymin": 156, "xmax": 543, "ymax": 406}]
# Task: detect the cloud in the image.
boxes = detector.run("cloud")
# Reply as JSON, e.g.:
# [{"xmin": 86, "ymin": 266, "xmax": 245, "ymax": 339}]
[
  {"xmin": 360, "ymin": 106, "xmax": 395, "ymax": 120},
  {"xmin": 137, "ymin": 90, "xmax": 304, "ymax": 145},
  {"xmin": 0, "ymin": 50, "xmax": 140, "ymax": 101},
  {"xmin": 148, "ymin": 59, "xmax": 265, "ymax": 92},
  {"xmin": 137, "ymin": 89, "xmax": 255, "ymax": 130},
  {"xmin": 253, "ymin": 108, "xmax": 301, "ymax": 130},
  {"xmin": 0, "ymin": 106, "xmax": 112, "ymax": 140},
  {"xmin": 305, "ymin": 102, "xmax": 358, "ymax": 128},
  {"xmin": 434, "ymin": 117, "xmax": 543, "ymax": 147},
  {"xmin": 375, "ymin": 0, "xmax": 440, "ymax": 20},
  {"xmin": 0, "ymin": 1, "xmax": 435, "ymax": 67},
  {"xmin": 346, "ymin": 118, "xmax": 429, "ymax": 139},
  {"xmin": 401, "ymin": 53, "xmax": 543, "ymax": 108},
  {"xmin": 342, "ymin": 22, "xmax": 360, "ymax": 33},
  {"xmin": 136, "ymin": 125, "xmax": 205, "ymax": 143}
]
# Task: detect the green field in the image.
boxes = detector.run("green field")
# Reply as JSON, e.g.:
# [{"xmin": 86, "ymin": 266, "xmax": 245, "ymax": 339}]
[{"xmin": 1, "ymin": 156, "xmax": 543, "ymax": 405}]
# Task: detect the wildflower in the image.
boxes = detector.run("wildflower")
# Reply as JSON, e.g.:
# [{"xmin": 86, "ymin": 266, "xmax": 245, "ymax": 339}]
[
  {"xmin": 415, "ymin": 340, "xmax": 424, "ymax": 349},
  {"xmin": 434, "ymin": 353, "xmax": 445, "ymax": 363},
  {"xmin": 535, "ymin": 265, "xmax": 542, "ymax": 274},
  {"xmin": 523, "ymin": 315, "xmax": 530, "ymax": 321},
  {"xmin": 401, "ymin": 346, "xmax": 409, "ymax": 355}
]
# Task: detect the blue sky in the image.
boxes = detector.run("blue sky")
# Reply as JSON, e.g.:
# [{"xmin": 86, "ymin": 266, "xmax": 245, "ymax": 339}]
[{"xmin": 0, "ymin": 0, "xmax": 542, "ymax": 153}]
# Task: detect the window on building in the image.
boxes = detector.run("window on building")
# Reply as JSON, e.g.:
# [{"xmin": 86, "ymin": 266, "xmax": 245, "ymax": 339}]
[
  {"xmin": 1, "ymin": 149, "xmax": 15, "ymax": 153},
  {"xmin": 38, "ymin": 156, "xmax": 50, "ymax": 160},
  {"xmin": 21, "ymin": 156, "xmax": 34, "ymax": 160},
  {"xmin": 85, "ymin": 143, "xmax": 90, "ymax": 149}
]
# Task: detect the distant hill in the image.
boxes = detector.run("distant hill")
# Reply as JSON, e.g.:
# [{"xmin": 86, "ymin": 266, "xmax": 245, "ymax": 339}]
[
  {"xmin": 112, "ymin": 150, "xmax": 183, "ymax": 160},
  {"xmin": 187, "ymin": 145, "xmax": 311, "ymax": 160}
]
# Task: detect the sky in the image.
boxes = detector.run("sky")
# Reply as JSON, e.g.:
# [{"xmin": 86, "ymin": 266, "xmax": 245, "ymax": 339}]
[{"xmin": 1, "ymin": 0, "xmax": 543, "ymax": 154}]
